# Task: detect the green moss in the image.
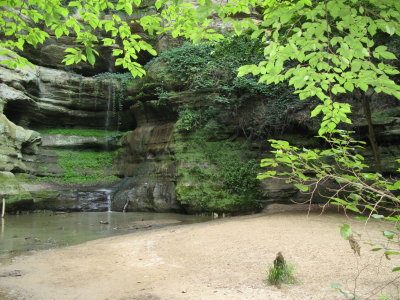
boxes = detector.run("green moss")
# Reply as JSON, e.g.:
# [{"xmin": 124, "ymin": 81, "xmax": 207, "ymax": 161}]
[
  {"xmin": 0, "ymin": 173, "xmax": 32, "ymax": 204},
  {"xmin": 174, "ymin": 129, "xmax": 261, "ymax": 213},
  {"xmin": 14, "ymin": 173, "xmax": 36, "ymax": 184},
  {"xmin": 37, "ymin": 129, "xmax": 127, "ymax": 137},
  {"xmin": 5, "ymin": 193, "xmax": 32, "ymax": 204},
  {"xmin": 38, "ymin": 150, "xmax": 119, "ymax": 185},
  {"xmin": 30, "ymin": 190, "xmax": 60, "ymax": 202}
]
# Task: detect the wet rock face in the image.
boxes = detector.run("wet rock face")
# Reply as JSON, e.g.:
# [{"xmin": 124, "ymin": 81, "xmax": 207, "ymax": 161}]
[
  {"xmin": 31, "ymin": 189, "xmax": 111, "ymax": 212},
  {"xmin": 21, "ymin": 36, "xmax": 119, "ymax": 77},
  {"xmin": 0, "ymin": 64, "xmax": 135, "ymax": 131},
  {"xmin": 17, "ymin": 6, "xmax": 158, "ymax": 77},
  {"xmin": 0, "ymin": 62, "xmax": 132, "ymax": 212},
  {"xmin": 113, "ymin": 122, "xmax": 182, "ymax": 212},
  {"xmin": 1, "ymin": 187, "xmax": 114, "ymax": 213},
  {"xmin": 112, "ymin": 179, "xmax": 180, "ymax": 212}
]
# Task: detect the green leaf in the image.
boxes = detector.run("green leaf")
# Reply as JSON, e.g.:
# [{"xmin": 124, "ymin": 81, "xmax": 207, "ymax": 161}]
[
  {"xmin": 330, "ymin": 282, "xmax": 342, "ymax": 289},
  {"xmin": 385, "ymin": 24, "xmax": 395, "ymax": 36},
  {"xmin": 55, "ymin": 27, "xmax": 63, "ymax": 38},
  {"xmin": 294, "ymin": 183, "xmax": 309, "ymax": 192},
  {"xmin": 112, "ymin": 49, "xmax": 123, "ymax": 56},
  {"xmin": 345, "ymin": 205, "xmax": 360, "ymax": 213},
  {"xmin": 372, "ymin": 214, "xmax": 384, "ymax": 219},
  {"xmin": 385, "ymin": 251, "xmax": 400, "ymax": 256},
  {"xmin": 358, "ymin": 83, "xmax": 368, "ymax": 92},
  {"xmin": 368, "ymin": 23, "xmax": 377, "ymax": 36},
  {"xmin": 68, "ymin": 1, "xmax": 82, "ymax": 9},
  {"xmin": 125, "ymin": 3, "xmax": 133, "ymax": 15},
  {"xmin": 340, "ymin": 224, "xmax": 352, "ymax": 240},
  {"xmin": 155, "ymin": 0, "xmax": 163, "ymax": 9},
  {"xmin": 86, "ymin": 48, "xmax": 96, "ymax": 66},
  {"xmin": 383, "ymin": 231, "xmax": 396, "ymax": 240},
  {"xmin": 311, "ymin": 105, "xmax": 322, "ymax": 117},
  {"xmin": 102, "ymin": 38, "xmax": 115, "ymax": 46},
  {"xmin": 380, "ymin": 51, "xmax": 396, "ymax": 60},
  {"xmin": 344, "ymin": 82, "xmax": 354, "ymax": 92},
  {"xmin": 392, "ymin": 267, "xmax": 400, "ymax": 272},
  {"xmin": 280, "ymin": 11, "xmax": 293, "ymax": 24},
  {"xmin": 371, "ymin": 248, "xmax": 382, "ymax": 252}
]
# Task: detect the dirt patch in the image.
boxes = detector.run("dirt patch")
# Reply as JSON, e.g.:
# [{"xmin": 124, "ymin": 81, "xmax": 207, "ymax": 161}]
[{"xmin": 0, "ymin": 212, "xmax": 399, "ymax": 299}]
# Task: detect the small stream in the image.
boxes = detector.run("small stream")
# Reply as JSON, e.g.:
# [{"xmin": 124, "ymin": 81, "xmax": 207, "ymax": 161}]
[{"xmin": 0, "ymin": 212, "xmax": 211, "ymax": 264}]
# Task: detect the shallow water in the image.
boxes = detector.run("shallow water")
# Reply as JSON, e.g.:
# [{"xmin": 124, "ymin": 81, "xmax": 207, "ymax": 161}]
[{"xmin": 0, "ymin": 212, "xmax": 211, "ymax": 263}]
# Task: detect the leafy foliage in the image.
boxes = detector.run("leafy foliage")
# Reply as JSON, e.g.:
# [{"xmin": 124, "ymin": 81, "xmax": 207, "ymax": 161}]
[
  {"xmin": 244, "ymin": 0, "xmax": 400, "ymax": 296},
  {"xmin": 0, "ymin": 0, "xmax": 258, "ymax": 75},
  {"xmin": 239, "ymin": 0, "xmax": 400, "ymax": 135},
  {"xmin": 259, "ymin": 130, "xmax": 400, "ymax": 275},
  {"xmin": 154, "ymin": 37, "xmax": 311, "ymax": 138},
  {"xmin": 175, "ymin": 109, "xmax": 202, "ymax": 132},
  {"xmin": 154, "ymin": 87, "xmax": 170, "ymax": 107}
]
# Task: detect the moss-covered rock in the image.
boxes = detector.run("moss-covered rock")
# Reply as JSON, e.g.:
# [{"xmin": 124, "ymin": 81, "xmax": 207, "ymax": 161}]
[
  {"xmin": 173, "ymin": 129, "xmax": 262, "ymax": 214},
  {"xmin": 0, "ymin": 171, "xmax": 33, "ymax": 212}
]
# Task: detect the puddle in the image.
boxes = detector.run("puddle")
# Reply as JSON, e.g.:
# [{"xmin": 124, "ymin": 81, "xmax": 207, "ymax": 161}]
[{"xmin": 0, "ymin": 212, "xmax": 211, "ymax": 263}]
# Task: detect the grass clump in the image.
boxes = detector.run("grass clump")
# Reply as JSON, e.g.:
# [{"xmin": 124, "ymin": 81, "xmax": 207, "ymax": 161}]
[{"xmin": 267, "ymin": 252, "xmax": 295, "ymax": 286}]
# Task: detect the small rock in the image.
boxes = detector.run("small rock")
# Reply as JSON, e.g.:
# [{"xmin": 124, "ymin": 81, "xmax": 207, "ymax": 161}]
[
  {"xmin": 99, "ymin": 221, "xmax": 109, "ymax": 224},
  {"xmin": 0, "ymin": 270, "xmax": 23, "ymax": 277}
]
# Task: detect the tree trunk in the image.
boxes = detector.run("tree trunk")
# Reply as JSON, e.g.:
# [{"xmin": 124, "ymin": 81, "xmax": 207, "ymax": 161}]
[{"xmin": 360, "ymin": 92, "xmax": 382, "ymax": 173}]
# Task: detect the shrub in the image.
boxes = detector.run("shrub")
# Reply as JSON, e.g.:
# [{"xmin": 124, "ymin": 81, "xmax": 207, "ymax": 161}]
[{"xmin": 175, "ymin": 109, "xmax": 202, "ymax": 132}]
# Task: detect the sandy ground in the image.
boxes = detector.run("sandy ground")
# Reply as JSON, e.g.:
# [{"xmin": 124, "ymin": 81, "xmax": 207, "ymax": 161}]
[{"xmin": 0, "ymin": 209, "xmax": 399, "ymax": 300}]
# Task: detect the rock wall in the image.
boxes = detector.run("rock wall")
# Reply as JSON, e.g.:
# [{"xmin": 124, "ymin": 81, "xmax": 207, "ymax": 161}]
[
  {"xmin": 112, "ymin": 101, "xmax": 181, "ymax": 212},
  {"xmin": 1, "ymin": 30, "xmax": 399, "ymax": 214},
  {"xmin": 114, "ymin": 56, "xmax": 400, "ymax": 213},
  {"xmin": 0, "ymin": 59, "xmax": 133, "ymax": 212},
  {"xmin": 0, "ymin": 63, "xmax": 135, "ymax": 131}
]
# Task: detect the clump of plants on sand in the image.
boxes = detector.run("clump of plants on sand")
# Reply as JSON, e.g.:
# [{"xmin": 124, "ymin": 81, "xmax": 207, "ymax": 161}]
[{"xmin": 267, "ymin": 252, "xmax": 295, "ymax": 286}]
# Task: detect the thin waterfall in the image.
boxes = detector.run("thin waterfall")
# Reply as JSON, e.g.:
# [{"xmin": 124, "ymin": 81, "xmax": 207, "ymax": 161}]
[
  {"xmin": 104, "ymin": 54, "xmax": 115, "ymax": 149},
  {"xmin": 36, "ymin": 68, "xmax": 44, "ymax": 96},
  {"xmin": 104, "ymin": 82, "xmax": 113, "ymax": 151},
  {"xmin": 105, "ymin": 82, "xmax": 113, "ymax": 132},
  {"xmin": 97, "ymin": 188, "xmax": 113, "ymax": 212}
]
